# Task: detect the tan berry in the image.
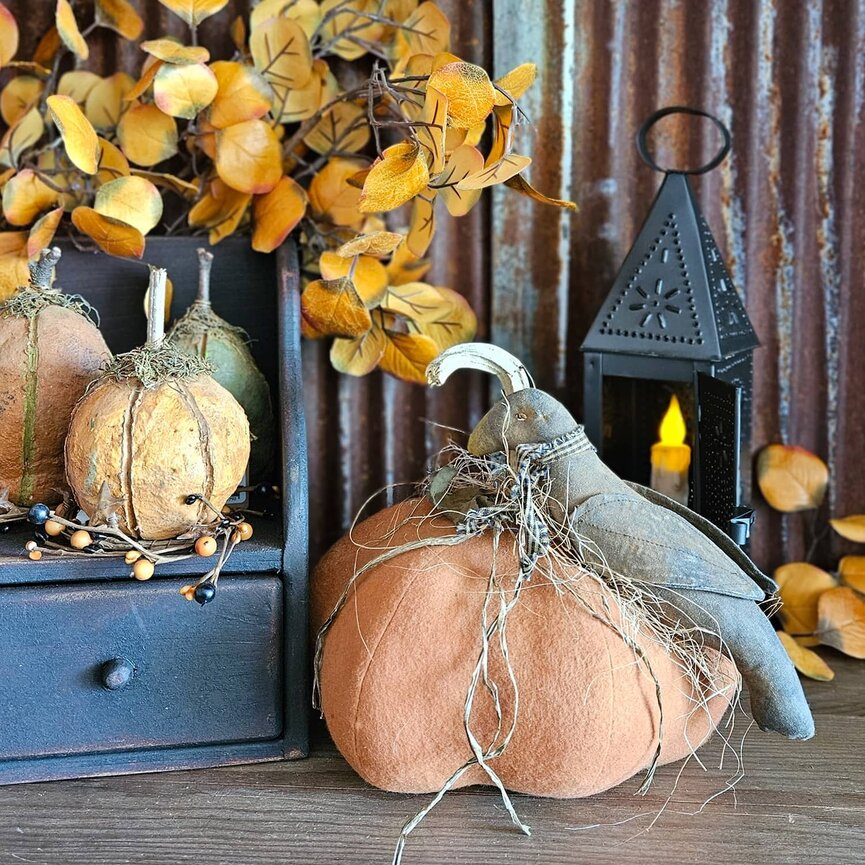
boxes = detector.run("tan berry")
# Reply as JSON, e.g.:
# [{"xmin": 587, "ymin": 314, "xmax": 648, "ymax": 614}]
[
  {"xmin": 195, "ymin": 536, "xmax": 217, "ymax": 557},
  {"xmin": 44, "ymin": 519, "xmax": 64, "ymax": 537},
  {"xmin": 28, "ymin": 550, "xmax": 43, "ymax": 561},
  {"xmin": 237, "ymin": 522, "xmax": 253, "ymax": 541},
  {"xmin": 25, "ymin": 540, "xmax": 38, "ymax": 552},
  {"xmin": 132, "ymin": 559, "xmax": 155, "ymax": 581},
  {"xmin": 70, "ymin": 530, "xmax": 93, "ymax": 550},
  {"xmin": 125, "ymin": 550, "xmax": 142, "ymax": 564}
]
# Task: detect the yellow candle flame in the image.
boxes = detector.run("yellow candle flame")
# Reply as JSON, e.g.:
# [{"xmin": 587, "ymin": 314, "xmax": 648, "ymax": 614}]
[{"xmin": 658, "ymin": 394, "xmax": 687, "ymax": 446}]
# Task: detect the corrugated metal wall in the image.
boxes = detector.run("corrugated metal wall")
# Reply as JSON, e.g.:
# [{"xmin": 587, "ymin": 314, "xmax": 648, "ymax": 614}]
[{"xmin": 7, "ymin": 0, "xmax": 864, "ymax": 570}]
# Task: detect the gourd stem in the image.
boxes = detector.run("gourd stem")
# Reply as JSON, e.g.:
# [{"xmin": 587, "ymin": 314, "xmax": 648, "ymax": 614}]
[
  {"xmin": 196, "ymin": 248, "xmax": 214, "ymax": 305},
  {"xmin": 28, "ymin": 247, "xmax": 62, "ymax": 291},
  {"xmin": 147, "ymin": 267, "xmax": 167, "ymax": 345}
]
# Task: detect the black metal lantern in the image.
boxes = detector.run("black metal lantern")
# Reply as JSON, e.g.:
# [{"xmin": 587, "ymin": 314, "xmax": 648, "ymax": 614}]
[{"xmin": 581, "ymin": 107, "xmax": 759, "ymax": 545}]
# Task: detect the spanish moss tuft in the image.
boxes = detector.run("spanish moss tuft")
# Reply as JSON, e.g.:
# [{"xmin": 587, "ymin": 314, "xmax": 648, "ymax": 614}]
[
  {"xmin": 0, "ymin": 288, "xmax": 100, "ymax": 325},
  {"xmin": 168, "ymin": 300, "xmax": 248, "ymax": 342},
  {"xmin": 100, "ymin": 340, "xmax": 214, "ymax": 389}
]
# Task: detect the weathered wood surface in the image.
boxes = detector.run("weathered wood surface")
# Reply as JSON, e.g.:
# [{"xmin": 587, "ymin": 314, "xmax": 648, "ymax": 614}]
[{"xmin": 0, "ymin": 656, "xmax": 862, "ymax": 864}]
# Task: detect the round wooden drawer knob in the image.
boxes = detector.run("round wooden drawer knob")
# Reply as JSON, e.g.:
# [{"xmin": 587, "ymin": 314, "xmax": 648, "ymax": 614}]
[{"xmin": 100, "ymin": 657, "xmax": 135, "ymax": 691}]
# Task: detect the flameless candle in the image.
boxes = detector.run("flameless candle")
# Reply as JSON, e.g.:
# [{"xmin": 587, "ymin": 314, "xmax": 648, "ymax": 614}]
[{"xmin": 650, "ymin": 394, "xmax": 691, "ymax": 505}]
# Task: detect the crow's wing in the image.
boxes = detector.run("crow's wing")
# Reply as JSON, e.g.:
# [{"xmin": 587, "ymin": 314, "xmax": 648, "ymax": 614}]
[
  {"xmin": 624, "ymin": 480, "xmax": 777, "ymax": 596},
  {"xmin": 568, "ymin": 492, "xmax": 767, "ymax": 601}
]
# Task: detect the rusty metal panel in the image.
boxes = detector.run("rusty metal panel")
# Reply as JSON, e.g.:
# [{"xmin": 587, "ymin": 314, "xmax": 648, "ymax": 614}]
[{"xmin": 492, "ymin": 0, "xmax": 865, "ymax": 571}]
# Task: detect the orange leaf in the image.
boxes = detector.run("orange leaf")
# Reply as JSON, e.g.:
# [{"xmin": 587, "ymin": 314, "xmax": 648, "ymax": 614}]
[
  {"xmin": 156, "ymin": 0, "xmax": 228, "ymax": 27},
  {"xmin": 188, "ymin": 178, "xmax": 250, "ymax": 244},
  {"xmin": 427, "ymin": 62, "xmax": 494, "ymax": 129},
  {"xmin": 504, "ymin": 173, "xmax": 578, "ymax": 210},
  {"xmin": 386, "ymin": 242, "xmax": 432, "ymax": 286},
  {"xmin": 432, "ymin": 144, "xmax": 484, "ymax": 216},
  {"xmin": 493, "ymin": 63, "xmax": 536, "ymax": 105},
  {"xmin": 839, "ymin": 556, "xmax": 865, "ymax": 594},
  {"xmin": 318, "ymin": 0, "xmax": 383, "ymax": 61},
  {"xmin": 274, "ymin": 58, "xmax": 332, "ymax": 123},
  {"xmin": 141, "ymin": 38, "xmax": 210, "ymax": 65},
  {"xmin": 132, "ymin": 169, "xmax": 197, "ymax": 198},
  {"xmin": 774, "ymin": 562, "xmax": 838, "ymax": 635},
  {"xmin": 392, "ymin": 2, "xmax": 450, "ymax": 59},
  {"xmin": 47, "ymin": 94, "xmax": 100, "ymax": 174},
  {"xmin": 116, "ymin": 102, "xmax": 179, "ymax": 167},
  {"xmin": 208, "ymin": 61, "xmax": 273, "ymax": 129},
  {"xmin": 379, "ymin": 329, "xmax": 440, "ymax": 383},
  {"xmin": 96, "ymin": 137, "xmax": 131, "ymax": 185},
  {"xmin": 335, "ymin": 231, "xmax": 404, "ymax": 258},
  {"xmin": 360, "ymin": 141, "xmax": 430, "ymax": 213},
  {"xmin": 32, "ymin": 27, "xmax": 60, "ymax": 68},
  {"xmin": 816, "ymin": 586, "xmax": 865, "ymax": 659},
  {"xmin": 301, "ymin": 277, "xmax": 372, "ymax": 338},
  {"xmin": 407, "ymin": 192, "xmax": 436, "ymax": 258},
  {"xmin": 215, "ymin": 119, "xmax": 281, "ymax": 195},
  {"xmin": 415, "ymin": 86, "xmax": 448, "ymax": 175},
  {"xmin": 95, "ymin": 0, "xmax": 144, "ymax": 40},
  {"xmin": 94, "ymin": 175, "xmax": 163, "ymax": 235},
  {"xmin": 85, "ymin": 72, "xmax": 135, "ymax": 131},
  {"xmin": 0, "ymin": 230, "xmax": 28, "ymax": 300},
  {"xmin": 26, "ymin": 207, "xmax": 64, "ymax": 257},
  {"xmin": 0, "ymin": 108, "xmax": 44, "ymax": 168},
  {"xmin": 250, "ymin": 15, "xmax": 312, "ymax": 99},
  {"xmin": 319, "ymin": 250, "xmax": 387, "ymax": 307},
  {"xmin": 777, "ymin": 631, "xmax": 834, "ymax": 681},
  {"xmin": 830, "ymin": 515, "xmax": 865, "ymax": 543},
  {"xmin": 458, "ymin": 152, "xmax": 532, "ymax": 190},
  {"xmin": 57, "ymin": 71, "xmax": 101, "ymax": 106},
  {"xmin": 125, "ymin": 58, "xmax": 164, "ymax": 102},
  {"xmin": 2, "ymin": 169, "xmax": 59, "ymax": 225},
  {"xmin": 330, "ymin": 320, "xmax": 387, "ymax": 376},
  {"xmin": 56, "ymin": 0, "xmax": 88, "ymax": 60},
  {"xmin": 252, "ymin": 175, "xmax": 308, "ymax": 253},
  {"xmin": 757, "ymin": 444, "xmax": 829, "ymax": 512},
  {"xmin": 154, "ymin": 62, "xmax": 218, "ymax": 119},
  {"xmin": 303, "ymin": 101, "xmax": 370, "ymax": 155},
  {"xmin": 308, "ymin": 157, "xmax": 366, "ymax": 228},
  {"xmin": 0, "ymin": 2, "xmax": 19, "ymax": 67},
  {"xmin": 71, "ymin": 206, "xmax": 145, "ymax": 257},
  {"xmin": 382, "ymin": 284, "xmax": 476, "ymax": 351},
  {"xmin": 251, "ymin": 0, "xmax": 321, "ymax": 36},
  {"xmin": 1, "ymin": 75, "xmax": 43, "ymax": 126}
]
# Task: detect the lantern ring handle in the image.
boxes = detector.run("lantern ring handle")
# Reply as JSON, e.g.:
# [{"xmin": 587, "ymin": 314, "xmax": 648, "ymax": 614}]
[{"xmin": 636, "ymin": 106, "xmax": 731, "ymax": 175}]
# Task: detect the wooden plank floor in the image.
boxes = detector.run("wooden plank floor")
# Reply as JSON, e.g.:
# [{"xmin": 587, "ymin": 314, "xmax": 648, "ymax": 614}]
[{"xmin": 1, "ymin": 656, "xmax": 863, "ymax": 865}]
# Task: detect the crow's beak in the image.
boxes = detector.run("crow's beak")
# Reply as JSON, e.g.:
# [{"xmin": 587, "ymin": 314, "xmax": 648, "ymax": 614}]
[{"xmin": 468, "ymin": 403, "xmax": 507, "ymax": 456}]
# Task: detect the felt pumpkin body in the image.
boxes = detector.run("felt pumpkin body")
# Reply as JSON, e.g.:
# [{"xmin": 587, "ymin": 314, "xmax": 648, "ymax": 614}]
[
  {"xmin": 65, "ymin": 267, "xmax": 250, "ymax": 540},
  {"xmin": 0, "ymin": 249, "xmax": 109, "ymax": 507},
  {"xmin": 313, "ymin": 498, "xmax": 738, "ymax": 798},
  {"xmin": 168, "ymin": 250, "xmax": 275, "ymax": 481}
]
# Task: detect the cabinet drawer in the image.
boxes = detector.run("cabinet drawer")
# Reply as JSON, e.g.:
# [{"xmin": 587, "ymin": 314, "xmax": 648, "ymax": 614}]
[{"xmin": 0, "ymin": 577, "xmax": 283, "ymax": 760}]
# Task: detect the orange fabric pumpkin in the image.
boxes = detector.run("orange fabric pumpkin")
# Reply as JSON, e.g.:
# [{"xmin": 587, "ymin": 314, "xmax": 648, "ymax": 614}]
[{"xmin": 312, "ymin": 498, "xmax": 738, "ymax": 798}]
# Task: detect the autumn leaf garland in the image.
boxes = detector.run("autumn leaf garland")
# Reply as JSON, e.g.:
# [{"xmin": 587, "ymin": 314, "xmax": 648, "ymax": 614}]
[{"xmin": 0, "ymin": 0, "xmax": 575, "ymax": 380}]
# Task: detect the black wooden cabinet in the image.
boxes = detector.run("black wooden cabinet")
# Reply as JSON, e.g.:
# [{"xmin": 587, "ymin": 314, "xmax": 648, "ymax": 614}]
[{"xmin": 0, "ymin": 237, "xmax": 309, "ymax": 784}]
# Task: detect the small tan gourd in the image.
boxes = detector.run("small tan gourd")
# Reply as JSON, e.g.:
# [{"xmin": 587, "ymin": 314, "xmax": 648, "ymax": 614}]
[
  {"xmin": 65, "ymin": 268, "xmax": 250, "ymax": 540},
  {"xmin": 0, "ymin": 248, "xmax": 109, "ymax": 506}
]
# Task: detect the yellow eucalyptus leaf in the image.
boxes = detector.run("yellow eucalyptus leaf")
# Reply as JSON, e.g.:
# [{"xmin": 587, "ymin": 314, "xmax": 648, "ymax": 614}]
[
  {"xmin": 116, "ymin": 102, "xmax": 179, "ymax": 167},
  {"xmin": 36, "ymin": 149, "xmax": 79, "ymax": 211},
  {"xmin": 1, "ymin": 169, "xmax": 59, "ymax": 226},
  {"xmin": 141, "ymin": 38, "xmax": 210, "ymax": 65},
  {"xmin": 757, "ymin": 444, "xmax": 829, "ymax": 512},
  {"xmin": 0, "ymin": 231, "xmax": 29, "ymax": 300},
  {"xmin": 319, "ymin": 250, "xmax": 387, "ymax": 307},
  {"xmin": 71, "ymin": 205, "xmax": 145, "ymax": 257},
  {"xmin": 430, "ymin": 51, "xmax": 461, "ymax": 71},
  {"xmin": 319, "ymin": 0, "xmax": 383, "ymax": 61},
  {"xmin": 486, "ymin": 104, "xmax": 513, "ymax": 165},
  {"xmin": 777, "ymin": 631, "xmax": 834, "ymax": 681},
  {"xmin": 96, "ymin": 137, "xmax": 131, "ymax": 186},
  {"xmin": 85, "ymin": 72, "xmax": 135, "ymax": 131},
  {"xmin": 457, "ymin": 152, "xmax": 532, "ymax": 190},
  {"xmin": 494, "ymin": 62, "xmax": 537, "ymax": 105},
  {"xmin": 215, "ymin": 119, "xmax": 281, "ymax": 195},
  {"xmin": 407, "ymin": 286, "xmax": 476, "ymax": 350},
  {"xmin": 427, "ymin": 62, "xmax": 495, "ymax": 129},
  {"xmin": 330, "ymin": 321, "xmax": 387, "ymax": 376},
  {"xmin": 252, "ymin": 175, "xmax": 308, "ymax": 253},
  {"xmin": 386, "ymin": 241, "xmax": 432, "ymax": 286},
  {"xmin": 251, "ymin": 0, "xmax": 321, "ymax": 36},
  {"xmin": 504, "ymin": 173, "xmax": 578, "ymax": 210},
  {"xmin": 0, "ymin": 107, "xmax": 44, "ymax": 168},
  {"xmin": 839, "ymin": 556, "xmax": 865, "ymax": 595},
  {"xmin": 304, "ymin": 101, "xmax": 370, "ymax": 155},
  {"xmin": 56, "ymin": 0, "xmax": 89, "ymax": 60},
  {"xmin": 0, "ymin": 2, "xmax": 19, "ymax": 66},
  {"xmin": 830, "ymin": 515, "xmax": 865, "ymax": 543},
  {"xmin": 378, "ymin": 329, "xmax": 439, "ymax": 383},
  {"xmin": 301, "ymin": 277, "xmax": 372, "ymax": 338},
  {"xmin": 392, "ymin": 2, "xmax": 450, "ymax": 60},
  {"xmin": 432, "ymin": 143, "xmax": 484, "ymax": 216},
  {"xmin": 57, "ymin": 70, "xmax": 101, "ymax": 105},
  {"xmin": 406, "ymin": 191, "xmax": 436, "ymax": 257},
  {"xmin": 156, "ymin": 0, "xmax": 229, "ymax": 27},
  {"xmin": 336, "ymin": 231, "xmax": 404, "ymax": 259},
  {"xmin": 125, "ymin": 58, "xmax": 164, "ymax": 102},
  {"xmin": 308, "ymin": 157, "xmax": 366, "ymax": 228},
  {"xmin": 208, "ymin": 61, "xmax": 273, "ymax": 129},
  {"xmin": 47, "ymin": 94, "xmax": 100, "ymax": 175},
  {"xmin": 275, "ymin": 58, "xmax": 332, "ymax": 123},
  {"xmin": 188, "ymin": 178, "xmax": 250, "ymax": 244},
  {"xmin": 32, "ymin": 27, "xmax": 61, "ymax": 68},
  {"xmin": 816, "ymin": 586, "xmax": 865, "ymax": 659},
  {"xmin": 360, "ymin": 141, "xmax": 430, "ymax": 213},
  {"xmin": 250, "ymin": 15, "xmax": 313, "ymax": 102},
  {"xmin": 26, "ymin": 207, "xmax": 64, "ymax": 257},
  {"xmin": 794, "ymin": 634, "xmax": 821, "ymax": 648},
  {"xmin": 229, "ymin": 15, "xmax": 246, "ymax": 52},
  {"xmin": 132, "ymin": 169, "xmax": 198, "ymax": 198},
  {"xmin": 154, "ymin": 62, "xmax": 218, "ymax": 119},
  {"xmin": 0, "ymin": 76, "xmax": 43, "ymax": 126},
  {"xmin": 416, "ymin": 86, "xmax": 447, "ymax": 174},
  {"xmin": 95, "ymin": 0, "xmax": 144, "ymax": 39},
  {"xmin": 94, "ymin": 175, "xmax": 163, "ymax": 235},
  {"xmin": 775, "ymin": 562, "xmax": 838, "ymax": 635}
]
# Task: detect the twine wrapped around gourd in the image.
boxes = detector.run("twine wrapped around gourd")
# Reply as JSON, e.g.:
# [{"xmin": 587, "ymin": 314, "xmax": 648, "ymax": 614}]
[
  {"xmin": 0, "ymin": 247, "xmax": 109, "ymax": 508},
  {"xmin": 168, "ymin": 249, "xmax": 275, "ymax": 481},
  {"xmin": 65, "ymin": 267, "xmax": 250, "ymax": 540}
]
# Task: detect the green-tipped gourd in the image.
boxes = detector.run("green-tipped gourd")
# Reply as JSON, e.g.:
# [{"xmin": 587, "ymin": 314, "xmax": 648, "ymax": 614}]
[
  {"xmin": 0, "ymin": 247, "xmax": 110, "ymax": 506},
  {"xmin": 168, "ymin": 249, "xmax": 275, "ymax": 481}
]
